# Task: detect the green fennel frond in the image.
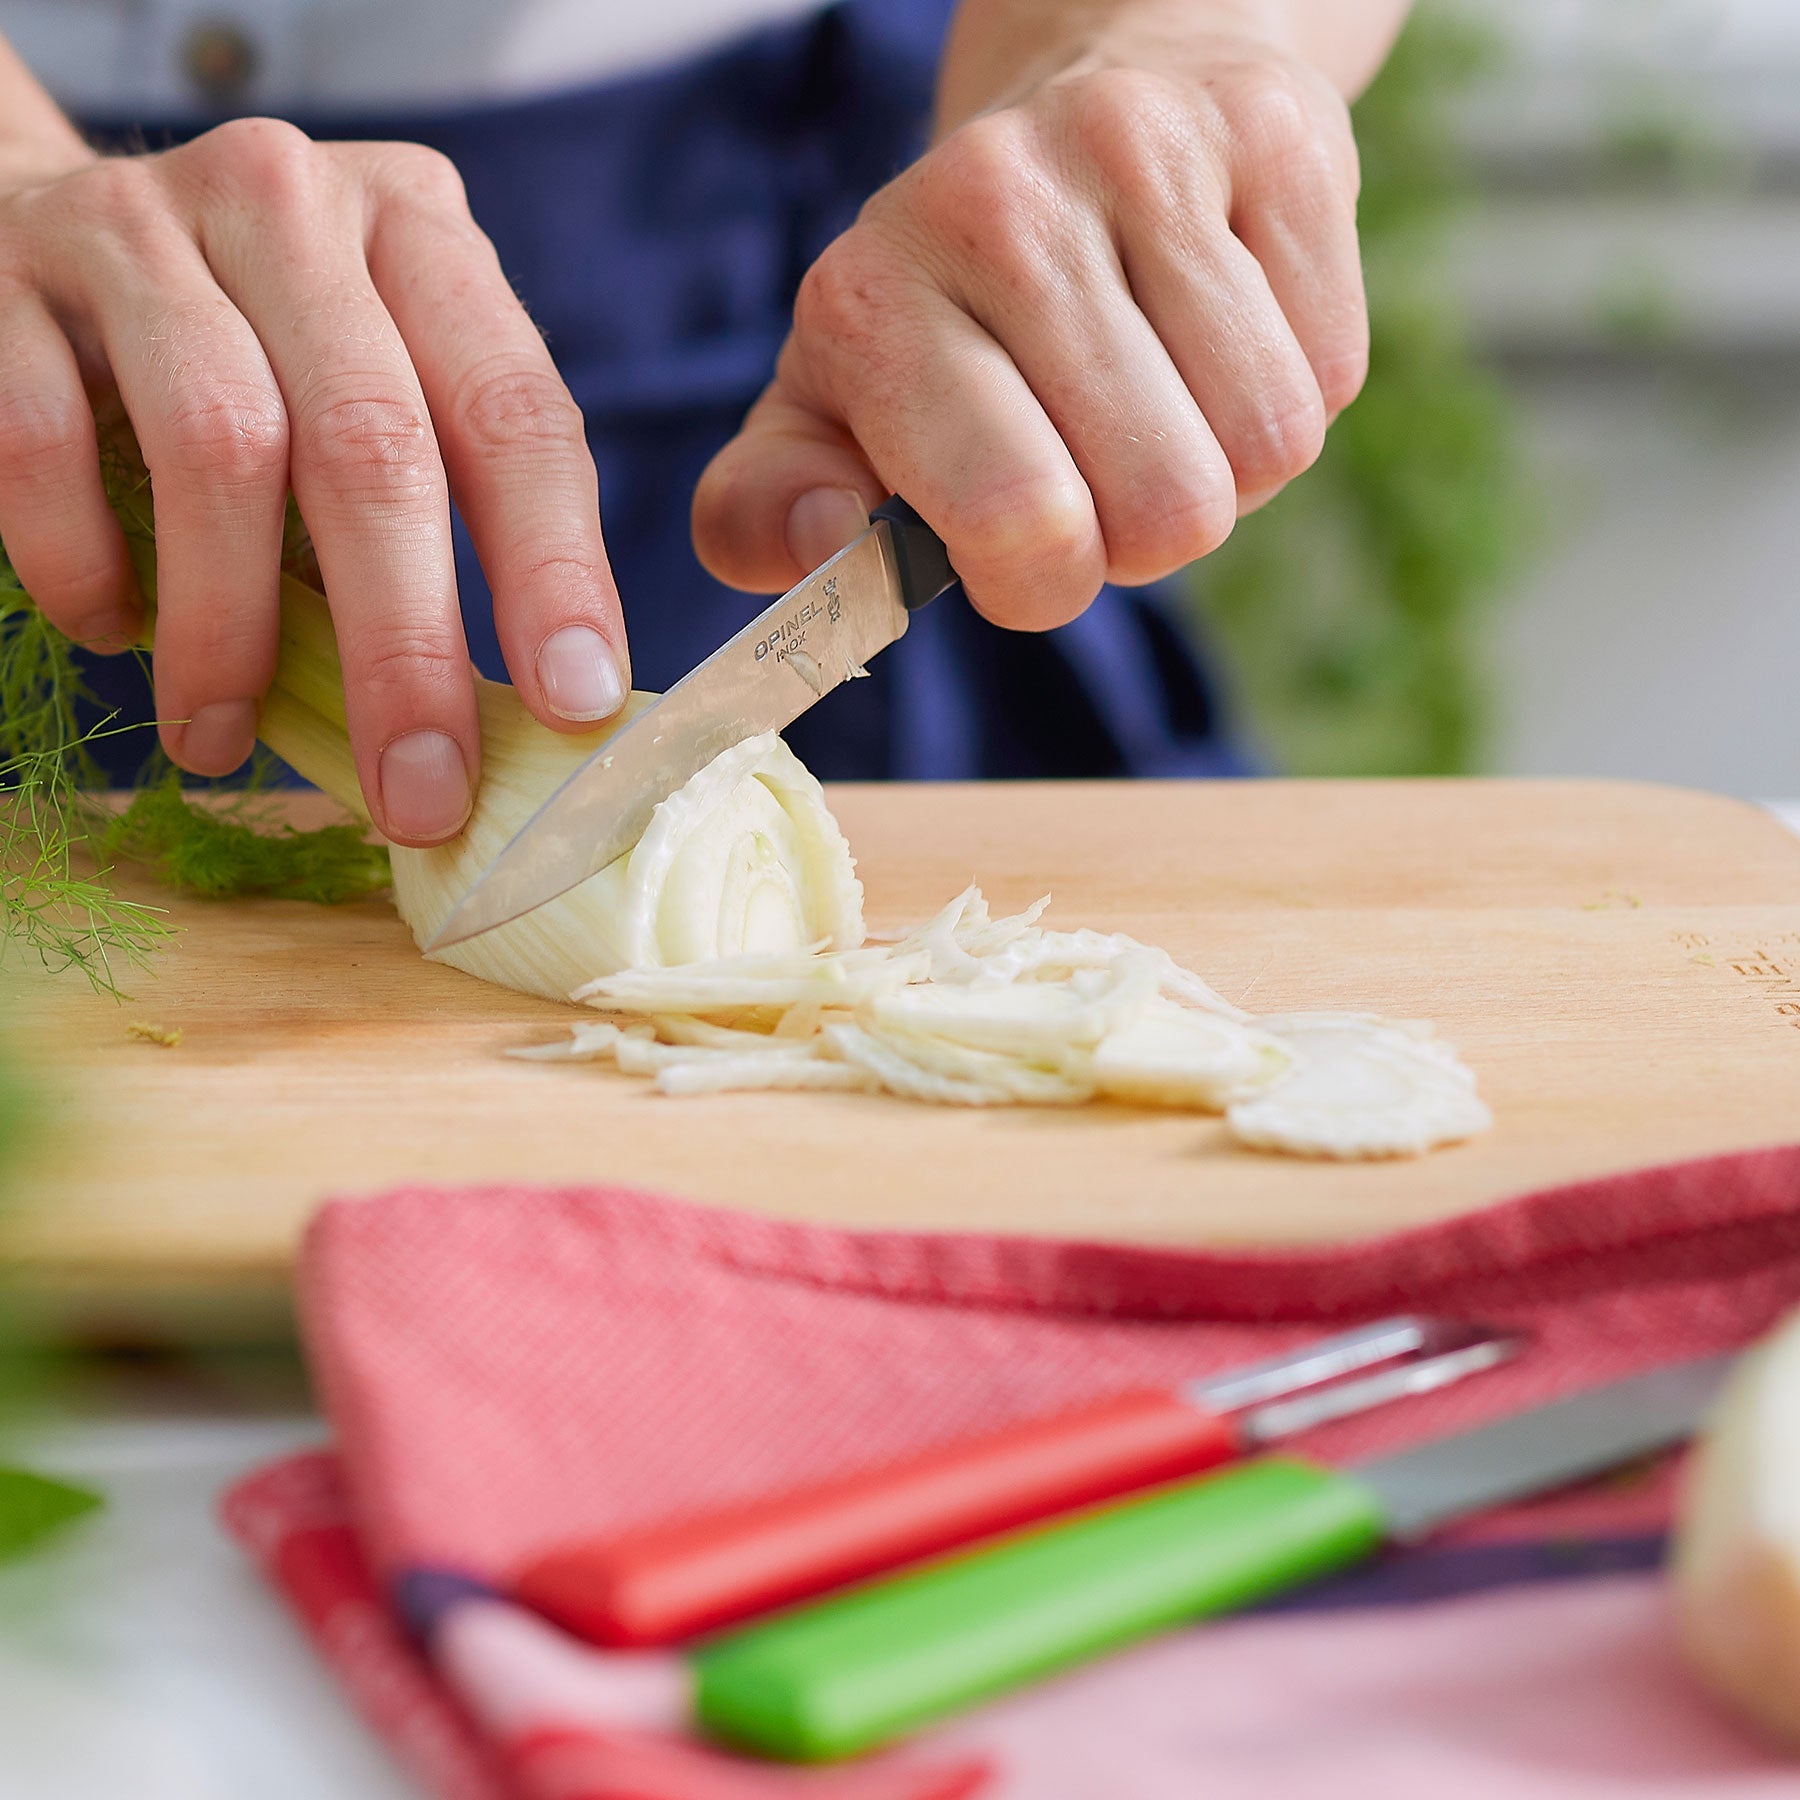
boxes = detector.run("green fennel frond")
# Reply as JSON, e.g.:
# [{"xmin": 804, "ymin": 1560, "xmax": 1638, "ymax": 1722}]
[
  {"xmin": 103, "ymin": 758, "xmax": 389, "ymax": 905},
  {"xmin": 3, "ymin": 420, "xmax": 392, "ymax": 996},
  {"xmin": 0, "ymin": 571, "xmax": 172, "ymax": 998}
]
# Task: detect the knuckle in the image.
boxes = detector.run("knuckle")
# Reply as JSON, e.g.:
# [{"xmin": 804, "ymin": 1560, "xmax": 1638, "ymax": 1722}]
[
  {"xmin": 162, "ymin": 612, "xmax": 278, "ymax": 689},
  {"xmin": 8, "ymin": 538, "xmax": 126, "ymax": 629},
  {"xmin": 452, "ymin": 361, "xmax": 583, "ymax": 457},
  {"xmin": 0, "ymin": 387, "xmax": 90, "ymax": 482},
  {"xmin": 946, "ymin": 470, "xmax": 1096, "ymax": 573},
  {"xmin": 917, "ymin": 115, "xmax": 1050, "ymax": 245},
  {"xmin": 1315, "ymin": 339, "xmax": 1369, "ymax": 415},
  {"xmin": 510, "ymin": 547, "xmax": 608, "ymax": 595},
  {"xmin": 1230, "ymin": 388, "xmax": 1326, "ymax": 493},
  {"xmin": 352, "ymin": 623, "xmax": 466, "ymax": 699},
  {"xmin": 792, "ymin": 239, "xmax": 875, "ymax": 346},
  {"xmin": 300, "ymin": 390, "xmax": 439, "ymax": 496},
  {"xmin": 916, "ymin": 121, "xmax": 1080, "ymax": 303},
  {"xmin": 1109, "ymin": 482, "xmax": 1235, "ymax": 582},
  {"xmin": 1065, "ymin": 66, "xmax": 1182, "ymax": 165},
  {"xmin": 1055, "ymin": 70, "xmax": 1206, "ymax": 228},
  {"xmin": 1227, "ymin": 65, "xmax": 1334, "ymax": 179},
  {"xmin": 159, "ymin": 383, "xmax": 289, "ymax": 492},
  {"xmin": 370, "ymin": 141, "xmax": 468, "ymax": 213},
  {"xmin": 190, "ymin": 116, "xmax": 318, "ymax": 203},
  {"xmin": 791, "ymin": 237, "xmax": 921, "ymax": 370}
]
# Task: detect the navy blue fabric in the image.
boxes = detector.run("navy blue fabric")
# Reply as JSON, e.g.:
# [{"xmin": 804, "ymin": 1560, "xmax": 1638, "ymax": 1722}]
[{"xmin": 75, "ymin": 0, "xmax": 1248, "ymax": 784}]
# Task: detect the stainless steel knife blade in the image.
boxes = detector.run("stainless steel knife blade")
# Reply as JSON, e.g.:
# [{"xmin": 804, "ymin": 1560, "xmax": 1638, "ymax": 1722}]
[
  {"xmin": 426, "ymin": 511, "xmax": 936, "ymax": 951},
  {"xmin": 1359, "ymin": 1351, "xmax": 1737, "ymax": 1541},
  {"xmin": 1234, "ymin": 1327, "xmax": 1525, "ymax": 1447}
]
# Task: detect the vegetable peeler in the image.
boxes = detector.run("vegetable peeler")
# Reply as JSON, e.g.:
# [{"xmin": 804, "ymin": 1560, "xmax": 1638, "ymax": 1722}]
[{"xmin": 515, "ymin": 1314, "xmax": 1523, "ymax": 1646}]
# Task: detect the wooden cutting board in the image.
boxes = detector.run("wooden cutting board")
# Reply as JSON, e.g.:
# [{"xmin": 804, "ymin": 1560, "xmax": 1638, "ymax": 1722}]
[{"xmin": 4, "ymin": 778, "xmax": 1799, "ymax": 1335}]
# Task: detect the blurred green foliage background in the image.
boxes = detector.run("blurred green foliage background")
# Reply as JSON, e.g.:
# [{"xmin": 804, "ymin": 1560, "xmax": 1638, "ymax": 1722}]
[{"xmin": 1190, "ymin": 7, "xmax": 1532, "ymax": 776}]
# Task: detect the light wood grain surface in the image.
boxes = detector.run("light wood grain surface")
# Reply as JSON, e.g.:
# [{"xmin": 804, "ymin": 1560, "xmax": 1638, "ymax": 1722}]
[{"xmin": 5, "ymin": 778, "xmax": 1799, "ymax": 1331}]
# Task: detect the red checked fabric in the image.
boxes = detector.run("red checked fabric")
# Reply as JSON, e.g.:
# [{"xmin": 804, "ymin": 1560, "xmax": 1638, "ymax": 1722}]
[
  {"xmin": 299, "ymin": 1144, "xmax": 1800, "ymax": 1582},
  {"xmin": 233, "ymin": 1142, "xmax": 1800, "ymax": 1799}
]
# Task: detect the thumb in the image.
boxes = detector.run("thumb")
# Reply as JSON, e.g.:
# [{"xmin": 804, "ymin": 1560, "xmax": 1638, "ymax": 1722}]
[{"xmin": 692, "ymin": 382, "xmax": 887, "ymax": 593}]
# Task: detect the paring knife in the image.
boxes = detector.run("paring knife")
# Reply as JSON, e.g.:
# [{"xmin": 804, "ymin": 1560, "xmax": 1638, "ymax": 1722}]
[
  {"xmin": 691, "ymin": 1351, "xmax": 1738, "ymax": 1763},
  {"xmin": 514, "ymin": 1315, "xmax": 1522, "ymax": 1647},
  {"xmin": 426, "ymin": 497, "xmax": 957, "ymax": 951}
]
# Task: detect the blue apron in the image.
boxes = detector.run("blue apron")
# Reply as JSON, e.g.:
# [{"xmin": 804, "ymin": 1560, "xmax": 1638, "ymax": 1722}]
[{"xmin": 78, "ymin": 0, "xmax": 1248, "ymax": 784}]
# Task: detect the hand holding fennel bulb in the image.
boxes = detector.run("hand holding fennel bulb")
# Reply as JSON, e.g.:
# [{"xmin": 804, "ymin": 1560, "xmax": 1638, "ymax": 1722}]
[
  {"xmin": 242, "ymin": 581, "xmax": 864, "ymax": 1003},
  {"xmin": 87, "ymin": 415, "xmax": 866, "ymax": 1000}
]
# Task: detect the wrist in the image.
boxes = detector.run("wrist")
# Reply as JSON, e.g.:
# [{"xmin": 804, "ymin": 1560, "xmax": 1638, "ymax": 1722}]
[
  {"xmin": 933, "ymin": 0, "xmax": 1292, "ymax": 135},
  {"xmin": 933, "ymin": 0, "xmax": 1411, "ymax": 136},
  {"xmin": 0, "ymin": 37, "xmax": 99, "ymax": 191},
  {"xmin": 0, "ymin": 138, "xmax": 97, "ymax": 193}
]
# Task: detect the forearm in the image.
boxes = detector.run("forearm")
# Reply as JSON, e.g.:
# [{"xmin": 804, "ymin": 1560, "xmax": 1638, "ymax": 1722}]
[
  {"xmin": 0, "ymin": 36, "xmax": 94, "ymax": 182},
  {"xmin": 935, "ymin": 0, "xmax": 1413, "ymax": 132}
]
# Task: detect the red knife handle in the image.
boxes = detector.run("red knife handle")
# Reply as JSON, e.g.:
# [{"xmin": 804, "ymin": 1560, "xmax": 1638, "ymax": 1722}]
[{"xmin": 512, "ymin": 1390, "xmax": 1238, "ymax": 1647}]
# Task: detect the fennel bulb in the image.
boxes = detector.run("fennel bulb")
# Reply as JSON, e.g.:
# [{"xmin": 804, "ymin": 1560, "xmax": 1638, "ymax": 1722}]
[
  {"xmin": 1672, "ymin": 1310, "xmax": 1800, "ymax": 1748},
  {"xmin": 254, "ymin": 583, "xmax": 864, "ymax": 1003}
]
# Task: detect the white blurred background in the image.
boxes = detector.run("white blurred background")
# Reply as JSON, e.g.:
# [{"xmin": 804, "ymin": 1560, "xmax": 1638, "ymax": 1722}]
[{"xmin": 1447, "ymin": 0, "xmax": 1800, "ymax": 795}]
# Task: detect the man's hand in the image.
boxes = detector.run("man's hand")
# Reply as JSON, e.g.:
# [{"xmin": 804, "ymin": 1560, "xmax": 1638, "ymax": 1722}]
[
  {"xmin": 0, "ymin": 59, "xmax": 628, "ymax": 846},
  {"xmin": 694, "ymin": 0, "xmax": 1407, "ymax": 628}
]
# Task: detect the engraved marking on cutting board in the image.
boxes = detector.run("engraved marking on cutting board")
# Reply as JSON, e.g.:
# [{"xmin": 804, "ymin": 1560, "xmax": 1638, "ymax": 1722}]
[{"xmin": 1673, "ymin": 928, "xmax": 1800, "ymax": 1033}]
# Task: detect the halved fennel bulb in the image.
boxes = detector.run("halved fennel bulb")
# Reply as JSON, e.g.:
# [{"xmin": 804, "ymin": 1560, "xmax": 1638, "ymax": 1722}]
[
  {"xmin": 1672, "ymin": 1309, "xmax": 1800, "ymax": 1748},
  {"xmin": 100, "ymin": 406, "xmax": 861, "ymax": 1001},
  {"xmin": 251, "ymin": 581, "xmax": 862, "ymax": 1002},
  {"xmin": 387, "ymin": 698, "xmax": 863, "ymax": 1001}
]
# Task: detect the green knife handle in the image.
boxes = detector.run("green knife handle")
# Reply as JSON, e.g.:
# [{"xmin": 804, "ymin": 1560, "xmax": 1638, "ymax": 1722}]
[
  {"xmin": 872, "ymin": 496, "xmax": 957, "ymax": 610},
  {"xmin": 692, "ymin": 1455, "xmax": 1385, "ymax": 1763}
]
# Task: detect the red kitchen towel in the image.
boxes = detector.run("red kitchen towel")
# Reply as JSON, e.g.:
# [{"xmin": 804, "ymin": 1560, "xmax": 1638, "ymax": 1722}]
[
  {"xmin": 231, "ymin": 1141, "xmax": 1800, "ymax": 1797},
  {"xmin": 221, "ymin": 1453, "xmax": 990, "ymax": 1800},
  {"xmin": 223, "ymin": 1452, "xmax": 1796, "ymax": 1800},
  {"xmin": 301, "ymin": 1145, "xmax": 1800, "ymax": 1582}
]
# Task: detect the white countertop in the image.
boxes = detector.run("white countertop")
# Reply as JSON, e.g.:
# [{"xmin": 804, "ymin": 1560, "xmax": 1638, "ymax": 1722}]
[
  {"xmin": 0, "ymin": 1417, "xmax": 416, "ymax": 1800},
  {"xmin": 6, "ymin": 799, "xmax": 1798, "ymax": 1800}
]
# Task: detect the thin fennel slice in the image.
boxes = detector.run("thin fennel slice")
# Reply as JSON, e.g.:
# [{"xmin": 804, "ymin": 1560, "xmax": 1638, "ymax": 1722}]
[
  {"xmin": 656, "ymin": 1057, "xmax": 880, "ymax": 1098},
  {"xmin": 572, "ymin": 945, "xmax": 924, "ymax": 1014},
  {"xmin": 1226, "ymin": 1013, "xmax": 1491, "ymax": 1158},
  {"xmin": 861, "ymin": 1023, "xmax": 1094, "ymax": 1106},
  {"xmin": 824, "ymin": 1022, "xmax": 1022, "ymax": 1108},
  {"xmin": 862, "ymin": 950, "xmax": 1159, "ymax": 1059},
  {"xmin": 1091, "ymin": 997, "xmax": 1290, "ymax": 1110}
]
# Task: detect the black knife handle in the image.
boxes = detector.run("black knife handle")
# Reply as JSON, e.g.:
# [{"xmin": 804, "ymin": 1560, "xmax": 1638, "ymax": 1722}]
[{"xmin": 873, "ymin": 496, "xmax": 958, "ymax": 612}]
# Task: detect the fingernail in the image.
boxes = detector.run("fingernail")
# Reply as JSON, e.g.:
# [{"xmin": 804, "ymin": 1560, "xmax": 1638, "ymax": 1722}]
[
  {"xmin": 786, "ymin": 487, "xmax": 870, "ymax": 573},
  {"xmin": 179, "ymin": 700, "xmax": 257, "ymax": 776},
  {"xmin": 379, "ymin": 730, "xmax": 472, "ymax": 843},
  {"xmin": 536, "ymin": 624, "xmax": 626, "ymax": 722}
]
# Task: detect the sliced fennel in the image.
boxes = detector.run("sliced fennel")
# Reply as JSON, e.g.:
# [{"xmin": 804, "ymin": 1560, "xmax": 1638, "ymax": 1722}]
[
  {"xmin": 84, "ymin": 408, "xmax": 1487, "ymax": 1157},
  {"xmin": 518, "ymin": 882, "xmax": 1490, "ymax": 1159}
]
